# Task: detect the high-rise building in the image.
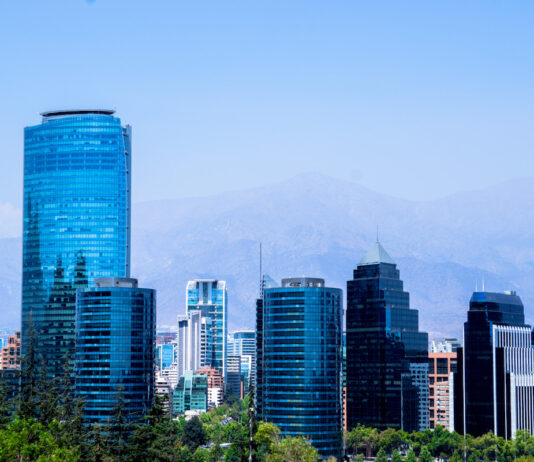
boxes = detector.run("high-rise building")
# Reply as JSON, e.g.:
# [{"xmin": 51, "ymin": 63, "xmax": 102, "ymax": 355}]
[
  {"xmin": 226, "ymin": 355, "xmax": 243, "ymax": 399},
  {"xmin": 75, "ymin": 277, "xmax": 155, "ymax": 426},
  {"xmin": 428, "ymin": 350, "xmax": 457, "ymax": 430},
  {"xmin": 346, "ymin": 241, "xmax": 429, "ymax": 432},
  {"xmin": 172, "ymin": 371, "xmax": 208, "ymax": 416},
  {"xmin": 177, "ymin": 311, "xmax": 212, "ymax": 378},
  {"xmin": 156, "ymin": 343, "xmax": 175, "ymax": 370},
  {"xmin": 454, "ymin": 291, "xmax": 534, "ymax": 438},
  {"xmin": 196, "ymin": 366, "xmax": 224, "ymax": 408},
  {"xmin": 1, "ymin": 331, "xmax": 21, "ymax": 370},
  {"xmin": 22, "ymin": 109, "xmax": 131, "ymax": 378},
  {"xmin": 258, "ymin": 277, "xmax": 343, "ymax": 460},
  {"xmin": 228, "ymin": 330, "xmax": 256, "ymax": 388},
  {"xmin": 186, "ymin": 280, "xmax": 227, "ymax": 378}
]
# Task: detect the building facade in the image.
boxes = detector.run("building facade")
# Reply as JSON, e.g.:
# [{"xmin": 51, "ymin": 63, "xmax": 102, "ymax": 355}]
[
  {"xmin": 22, "ymin": 109, "xmax": 131, "ymax": 378},
  {"xmin": 186, "ymin": 280, "xmax": 227, "ymax": 378},
  {"xmin": 258, "ymin": 277, "xmax": 343, "ymax": 460},
  {"xmin": 177, "ymin": 310, "xmax": 212, "ymax": 378},
  {"xmin": 1, "ymin": 331, "xmax": 21, "ymax": 370},
  {"xmin": 228, "ymin": 330, "xmax": 256, "ymax": 386},
  {"xmin": 346, "ymin": 241, "xmax": 429, "ymax": 432},
  {"xmin": 173, "ymin": 371, "xmax": 208, "ymax": 416},
  {"xmin": 454, "ymin": 291, "xmax": 534, "ymax": 438},
  {"xmin": 226, "ymin": 355, "xmax": 243, "ymax": 399},
  {"xmin": 156, "ymin": 343, "xmax": 175, "ymax": 370},
  {"xmin": 75, "ymin": 278, "xmax": 155, "ymax": 426},
  {"xmin": 197, "ymin": 366, "xmax": 224, "ymax": 408}
]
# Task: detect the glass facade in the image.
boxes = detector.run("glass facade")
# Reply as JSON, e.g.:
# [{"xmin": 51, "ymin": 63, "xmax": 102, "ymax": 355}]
[
  {"xmin": 75, "ymin": 278, "xmax": 155, "ymax": 426},
  {"xmin": 259, "ymin": 277, "xmax": 343, "ymax": 460},
  {"xmin": 22, "ymin": 110, "xmax": 131, "ymax": 379},
  {"xmin": 346, "ymin": 242, "xmax": 428, "ymax": 432},
  {"xmin": 228, "ymin": 330, "xmax": 256, "ymax": 387},
  {"xmin": 172, "ymin": 371, "xmax": 208, "ymax": 415},
  {"xmin": 186, "ymin": 280, "xmax": 227, "ymax": 379},
  {"xmin": 455, "ymin": 291, "xmax": 534, "ymax": 438}
]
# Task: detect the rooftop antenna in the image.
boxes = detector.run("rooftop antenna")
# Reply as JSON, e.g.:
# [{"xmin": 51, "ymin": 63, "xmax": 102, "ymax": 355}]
[
  {"xmin": 376, "ymin": 225, "xmax": 379, "ymax": 243},
  {"xmin": 475, "ymin": 280, "xmax": 478, "ymax": 292},
  {"xmin": 482, "ymin": 276, "xmax": 485, "ymax": 292}
]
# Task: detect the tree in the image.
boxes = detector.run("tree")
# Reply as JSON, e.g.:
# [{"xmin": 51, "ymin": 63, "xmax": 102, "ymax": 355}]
[
  {"xmin": 0, "ymin": 417, "xmax": 78, "ymax": 461},
  {"xmin": 419, "ymin": 446, "xmax": 433, "ymax": 462},
  {"xmin": 106, "ymin": 387, "xmax": 131, "ymax": 460},
  {"xmin": 254, "ymin": 422, "xmax": 281, "ymax": 458},
  {"xmin": 182, "ymin": 416, "xmax": 207, "ymax": 451},
  {"xmin": 0, "ymin": 375, "xmax": 13, "ymax": 428},
  {"xmin": 376, "ymin": 447, "xmax": 388, "ymax": 462},
  {"xmin": 267, "ymin": 436, "xmax": 319, "ymax": 462},
  {"xmin": 18, "ymin": 322, "xmax": 41, "ymax": 421},
  {"xmin": 406, "ymin": 449, "xmax": 417, "ymax": 462},
  {"xmin": 449, "ymin": 450, "xmax": 462, "ymax": 462},
  {"xmin": 347, "ymin": 424, "xmax": 379, "ymax": 457},
  {"xmin": 392, "ymin": 449, "xmax": 404, "ymax": 462}
]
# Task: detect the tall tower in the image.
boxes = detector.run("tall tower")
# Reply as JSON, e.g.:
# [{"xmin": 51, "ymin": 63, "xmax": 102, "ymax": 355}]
[
  {"xmin": 22, "ymin": 110, "xmax": 131, "ymax": 378},
  {"xmin": 75, "ymin": 277, "xmax": 155, "ymax": 425},
  {"xmin": 346, "ymin": 241, "xmax": 429, "ymax": 432},
  {"xmin": 186, "ymin": 280, "xmax": 228, "ymax": 379},
  {"xmin": 259, "ymin": 277, "xmax": 343, "ymax": 460},
  {"xmin": 454, "ymin": 291, "xmax": 534, "ymax": 438}
]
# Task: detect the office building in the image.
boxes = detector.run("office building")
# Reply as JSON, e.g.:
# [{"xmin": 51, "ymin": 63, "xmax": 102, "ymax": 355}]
[
  {"xmin": 1, "ymin": 331, "xmax": 21, "ymax": 370},
  {"xmin": 186, "ymin": 280, "xmax": 227, "ymax": 378},
  {"xmin": 228, "ymin": 330, "xmax": 256, "ymax": 389},
  {"xmin": 226, "ymin": 355, "xmax": 243, "ymax": 399},
  {"xmin": 173, "ymin": 371, "xmax": 208, "ymax": 416},
  {"xmin": 258, "ymin": 277, "xmax": 343, "ymax": 460},
  {"xmin": 75, "ymin": 277, "xmax": 155, "ymax": 425},
  {"xmin": 177, "ymin": 310, "xmax": 212, "ymax": 378},
  {"xmin": 454, "ymin": 291, "xmax": 534, "ymax": 438},
  {"xmin": 346, "ymin": 241, "xmax": 429, "ymax": 432},
  {"xmin": 22, "ymin": 109, "xmax": 131, "ymax": 378},
  {"xmin": 428, "ymin": 349, "xmax": 457, "ymax": 430},
  {"xmin": 197, "ymin": 366, "xmax": 224, "ymax": 408},
  {"xmin": 156, "ymin": 343, "xmax": 175, "ymax": 370}
]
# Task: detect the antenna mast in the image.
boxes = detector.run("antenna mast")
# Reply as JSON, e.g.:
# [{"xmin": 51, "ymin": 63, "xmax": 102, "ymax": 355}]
[{"xmin": 259, "ymin": 242, "xmax": 263, "ymax": 299}]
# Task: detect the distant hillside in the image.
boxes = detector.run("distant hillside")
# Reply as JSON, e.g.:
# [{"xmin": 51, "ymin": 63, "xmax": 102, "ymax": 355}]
[{"xmin": 2, "ymin": 173, "xmax": 534, "ymax": 338}]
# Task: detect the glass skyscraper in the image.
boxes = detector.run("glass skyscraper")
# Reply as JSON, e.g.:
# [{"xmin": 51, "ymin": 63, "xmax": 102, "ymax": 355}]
[
  {"xmin": 75, "ymin": 278, "xmax": 155, "ymax": 426},
  {"xmin": 186, "ymin": 280, "xmax": 227, "ymax": 379},
  {"xmin": 454, "ymin": 291, "xmax": 534, "ymax": 438},
  {"xmin": 228, "ymin": 330, "xmax": 256, "ymax": 387},
  {"xmin": 258, "ymin": 277, "xmax": 343, "ymax": 460},
  {"xmin": 22, "ymin": 109, "xmax": 131, "ymax": 378},
  {"xmin": 346, "ymin": 241, "xmax": 429, "ymax": 432}
]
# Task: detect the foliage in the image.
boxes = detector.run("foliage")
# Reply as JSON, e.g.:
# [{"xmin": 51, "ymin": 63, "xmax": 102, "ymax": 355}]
[
  {"xmin": 376, "ymin": 447, "xmax": 388, "ymax": 462},
  {"xmin": 182, "ymin": 416, "xmax": 207, "ymax": 451},
  {"xmin": 266, "ymin": 436, "xmax": 319, "ymax": 462}
]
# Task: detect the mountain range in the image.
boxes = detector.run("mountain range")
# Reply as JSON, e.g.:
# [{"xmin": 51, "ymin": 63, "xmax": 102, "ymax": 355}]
[{"xmin": 1, "ymin": 173, "xmax": 533, "ymax": 339}]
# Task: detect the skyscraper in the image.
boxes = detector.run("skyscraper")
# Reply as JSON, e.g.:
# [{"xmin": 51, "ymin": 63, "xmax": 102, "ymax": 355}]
[
  {"xmin": 346, "ymin": 241, "xmax": 429, "ymax": 432},
  {"xmin": 186, "ymin": 280, "xmax": 227, "ymax": 378},
  {"xmin": 75, "ymin": 277, "xmax": 155, "ymax": 426},
  {"xmin": 228, "ymin": 330, "xmax": 256, "ymax": 387},
  {"xmin": 22, "ymin": 109, "xmax": 131, "ymax": 378},
  {"xmin": 258, "ymin": 277, "xmax": 343, "ymax": 460},
  {"xmin": 454, "ymin": 291, "xmax": 534, "ymax": 438},
  {"xmin": 177, "ymin": 310, "xmax": 213, "ymax": 378}
]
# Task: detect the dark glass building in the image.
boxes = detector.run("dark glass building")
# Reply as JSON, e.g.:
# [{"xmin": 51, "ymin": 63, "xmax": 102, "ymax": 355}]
[
  {"xmin": 75, "ymin": 277, "xmax": 155, "ymax": 426},
  {"xmin": 258, "ymin": 277, "xmax": 343, "ymax": 460},
  {"xmin": 22, "ymin": 109, "xmax": 131, "ymax": 378},
  {"xmin": 346, "ymin": 241, "xmax": 428, "ymax": 432},
  {"xmin": 454, "ymin": 291, "xmax": 534, "ymax": 438}
]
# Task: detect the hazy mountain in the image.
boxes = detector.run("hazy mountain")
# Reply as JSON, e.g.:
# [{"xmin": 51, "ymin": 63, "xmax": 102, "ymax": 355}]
[{"xmin": 2, "ymin": 173, "xmax": 534, "ymax": 338}]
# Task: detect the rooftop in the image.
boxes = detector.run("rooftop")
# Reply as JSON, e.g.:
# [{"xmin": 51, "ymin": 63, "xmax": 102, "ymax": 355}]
[
  {"xmin": 41, "ymin": 109, "xmax": 115, "ymax": 120},
  {"xmin": 358, "ymin": 240, "xmax": 396, "ymax": 266}
]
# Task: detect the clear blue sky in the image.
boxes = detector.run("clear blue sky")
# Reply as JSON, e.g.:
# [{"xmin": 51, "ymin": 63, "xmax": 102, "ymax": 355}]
[{"xmin": 1, "ymin": 0, "xmax": 533, "ymax": 211}]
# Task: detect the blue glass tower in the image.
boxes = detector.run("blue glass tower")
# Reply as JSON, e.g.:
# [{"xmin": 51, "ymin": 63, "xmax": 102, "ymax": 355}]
[
  {"xmin": 186, "ymin": 280, "xmax": 227, "ymax": 379},
  {"xmin": 75, "ymin": 278, "xmax": 155, "ymax": 425},
  {"xmin": 259, "ymin": 277, "xmax": 343, "ymax": 460},
  {"xmin": 22, "ymin": 109, "xmax": 131, "ymax": 378}
]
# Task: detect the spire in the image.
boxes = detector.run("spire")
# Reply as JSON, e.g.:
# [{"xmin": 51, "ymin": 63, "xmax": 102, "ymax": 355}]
[{"xmin": 358, "ymin": 240, "xmax": 395, "ymax": 266}]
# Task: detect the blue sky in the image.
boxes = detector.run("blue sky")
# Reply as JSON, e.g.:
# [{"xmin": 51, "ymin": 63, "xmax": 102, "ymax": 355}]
[{"xmin": 1, "ymin": 0, "xmax": 533, "ymax": 211}]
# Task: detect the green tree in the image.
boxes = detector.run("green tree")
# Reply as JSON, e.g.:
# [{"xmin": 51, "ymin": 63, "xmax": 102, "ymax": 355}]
[
  {"xmin": 379, "ymin": 428, "xmax": 404, "ymax": 454},
  {"xmin": 406, "ymin": 449, "xmax": 417, "ymax": 462},
  {"xmin": 106, "ymin": 387, "xmax": 131, "ymax": 460},
  {"xmin": 450, "ymin": 450, "xmax": 462, "ymax": 462},
  {"xmin": 0, "ymin": 417, "xmax": 78, "ymax": 461},
  {"xmin": 255, "ymin": 422, "xmax": 281, "ymax": 459},
  {"xmin": 376, "ymin": 447, "xmax": 388, "ymax": 462},
  {"xmin": 392, "ymin": 449, "xmax": 404, "ymax": 462},
  {"xmin": 267, "ymin": 436, "xmax": 319, "ymax": 462},
  {"xmin": 419, "ymin": 446, "xmax": 433, "ymax": 462},
  {"xmin": 182, "ymin": 416, "xmax": 207, "ymax": 451},
  {"xmin": 18, "ymin": 322, "xmax": 41, "ymax": 421},
  {"xmin": 347, "ymin": 424, "xmax": 379, "ymax": 457},
  {"xmin": 0, "ymin": 375, "xmax": 13, "ymax": 428}
]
